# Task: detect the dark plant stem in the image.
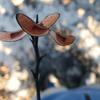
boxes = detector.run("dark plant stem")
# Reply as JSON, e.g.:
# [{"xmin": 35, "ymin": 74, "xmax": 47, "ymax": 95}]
[
  {"xmin": 84, "ymin": 93, "xmax": 91, "ymax": 100},
  {"xmin": 31, "ymin": 14, "xmax": 41, "ymax": 100}
]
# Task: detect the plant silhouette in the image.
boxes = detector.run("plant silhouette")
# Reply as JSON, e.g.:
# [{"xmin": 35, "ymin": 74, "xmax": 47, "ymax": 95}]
[{"xmin": 0, "ymin": 12, "xmax": 75, "ymax": 100}]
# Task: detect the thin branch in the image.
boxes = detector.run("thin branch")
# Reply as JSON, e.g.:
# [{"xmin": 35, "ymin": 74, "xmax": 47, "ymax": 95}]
[
  {"xmin": 31, "ymin": 14, "xmax": 41, "ymax": 100},
  {"xmin": 84, "ymin": 93, "xmax": 91, "ymax": 100}
]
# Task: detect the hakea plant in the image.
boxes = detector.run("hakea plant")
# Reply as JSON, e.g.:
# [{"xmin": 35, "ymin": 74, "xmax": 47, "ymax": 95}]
[{"xmin": 0, "ymin": 12, "xmax": 75, "ymax": 100}]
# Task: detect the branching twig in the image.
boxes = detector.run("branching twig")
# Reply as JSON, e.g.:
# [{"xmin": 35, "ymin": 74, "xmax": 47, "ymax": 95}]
[{"xmin": 31, "ymin": 14, "xmax": 41, "ymax": 100}]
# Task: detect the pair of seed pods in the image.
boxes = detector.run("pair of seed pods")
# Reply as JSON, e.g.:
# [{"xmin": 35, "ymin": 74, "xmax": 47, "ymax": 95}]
[{"xmin": 0, "ymin": 13, "xmax": 75, "ymax": 46}]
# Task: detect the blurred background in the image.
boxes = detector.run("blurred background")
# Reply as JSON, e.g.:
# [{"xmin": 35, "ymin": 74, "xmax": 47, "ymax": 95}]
[{"xmin": 0, "ymin": 0, "xmax": 100, "ymax": 99}]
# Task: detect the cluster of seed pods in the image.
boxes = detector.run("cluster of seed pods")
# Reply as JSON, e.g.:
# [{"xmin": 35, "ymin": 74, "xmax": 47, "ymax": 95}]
[{"xmin": 0, "ymin": 12, "xmax": 75, "ymax": 46}]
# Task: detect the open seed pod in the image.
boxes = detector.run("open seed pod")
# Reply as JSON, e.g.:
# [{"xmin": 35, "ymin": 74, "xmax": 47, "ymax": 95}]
[
  {"xmin": 51, "ymin": 31, "xmax": 75, "ymax": 46},
  {"xmin": 39, "ymin": 12, "xmax": 60, "ymax": 28},
  {"xmin": 16, "ymin": 13, "xmax": 49, "ymax": 36},
  {"xmin": 0, "ymin": 30, "xmax": 25, "ymax": 41}
]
